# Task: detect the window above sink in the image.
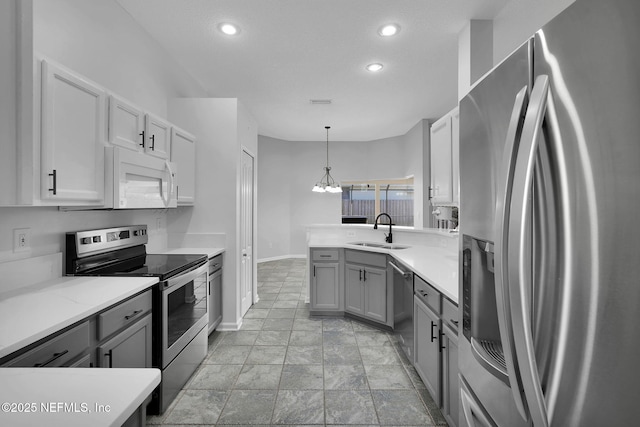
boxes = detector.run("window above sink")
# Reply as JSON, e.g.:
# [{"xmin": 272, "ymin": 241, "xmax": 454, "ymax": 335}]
[{"xmin": 341, "ymin": 177, "xmax": 414, "ymax": 227}]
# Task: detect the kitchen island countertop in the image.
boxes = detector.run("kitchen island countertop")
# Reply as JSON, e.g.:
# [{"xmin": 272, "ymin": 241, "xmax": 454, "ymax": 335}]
[{"xmin": 0, "ymin": 367, "xmax": 160, "ymax": 426}]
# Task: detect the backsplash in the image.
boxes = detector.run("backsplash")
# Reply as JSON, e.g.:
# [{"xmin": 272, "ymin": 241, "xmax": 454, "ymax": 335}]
[{"xmin": 0, "ymin": 207, "xmax": 169, "ymax": 264}]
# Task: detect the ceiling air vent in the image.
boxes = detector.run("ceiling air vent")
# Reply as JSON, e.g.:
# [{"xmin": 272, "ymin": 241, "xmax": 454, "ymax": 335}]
[{"xmin": 310, "ymin": 99, "xmax": 332, "ymax": 105}]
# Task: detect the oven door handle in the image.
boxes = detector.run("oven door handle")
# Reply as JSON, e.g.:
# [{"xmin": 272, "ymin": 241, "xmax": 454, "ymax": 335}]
[{"xmin": 163, "ymin": 262, "xmax": 208, "ymax": 290}]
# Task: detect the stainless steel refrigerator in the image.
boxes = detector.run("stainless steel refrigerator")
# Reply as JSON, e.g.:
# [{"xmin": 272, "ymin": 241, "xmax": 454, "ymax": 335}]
[{"xmin": 458, "ymin": 0, "xmax": 640, "ymax": 426}]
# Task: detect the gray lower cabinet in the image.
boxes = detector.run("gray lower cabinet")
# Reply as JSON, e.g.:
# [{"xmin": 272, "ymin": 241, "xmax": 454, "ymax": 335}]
[
  {"xmin": 414, "ymin": 295, "xmax": 441, "ymax": 404},
  {"xmin": 345, "ymin": 262, "xmax": 387, "ymax": 323},
  {"xmin": 441, "ymin": 321, "xmax": 459, "ymax": 427},
  {"xmin": 414, "ymin": 274, "xmax": 459, "ymax": 427},
  {"xmin": 209, "ymin": 255, "xmax": 223, "ymax": 333},
  {"xmin": 98, "ymin": 314, "xmax": 152, "ymax": 368},
  {"xmin": 310, "ymin": 248, "xmax": 342, "ymax": 312},
  {"xmin": 2, "ymin": 321, "xmax": 91, "ymax": 367},
  {"xmin": 1, "ymin": 289, "xmax": 154, "ymax": 370},
  {"xmin": 312, "ymin": 262, "xmax": 340, "ymax": 310}
]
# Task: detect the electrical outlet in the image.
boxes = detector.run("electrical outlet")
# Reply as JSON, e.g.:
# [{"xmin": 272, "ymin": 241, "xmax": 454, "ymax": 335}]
[{"xmin": 13, "ymin": 228, "xmax": 31, "ymax": 253}]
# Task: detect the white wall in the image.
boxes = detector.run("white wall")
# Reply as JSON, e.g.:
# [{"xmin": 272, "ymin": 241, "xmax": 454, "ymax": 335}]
[
  {"xmin": 493, "ymin": 0, "xmax": 576, "ymax": 65},
  {"xmin": 33, "ymin": 0, "xmax": 204, "ymax": 117},
  {"xmin": 0, "ymin": 0, "xmax": 206, "ymax": 263},
  {"xmin": 167, "ymin": 98, "xmax": 258, "ymax": 330},
  {"xmin": 256, "ymin": 136, "xmax": 293, "ymax": 260},
  {"xmin": 257, "ymin": 123, "xmax": 425, "ymax": 261}
]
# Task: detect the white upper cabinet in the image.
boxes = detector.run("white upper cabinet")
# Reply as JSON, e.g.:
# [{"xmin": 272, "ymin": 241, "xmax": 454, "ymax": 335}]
[
  {"xmin": 430, "ymin": 107, "xmax": 459, "ymax": 206},
  {"xmin": 170, "ymin": 126, "xmax": 196, "ymax": 205},
  {"xmin": 40, "ymin": 60, "xmax": 105, "ymax": 204},
  {"xmin": 144, "ymin": 113, "xmax": 171, "ymax": 160},
  {"xmin": 108, "ymin": 95, "xmax": 145, "ymax": 152}
]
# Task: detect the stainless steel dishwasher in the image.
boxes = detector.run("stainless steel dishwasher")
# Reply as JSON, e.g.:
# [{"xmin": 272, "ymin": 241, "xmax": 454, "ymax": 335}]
[{"xmin": 390, "ymin": 260, "xmax": 414, "ymax": 362}]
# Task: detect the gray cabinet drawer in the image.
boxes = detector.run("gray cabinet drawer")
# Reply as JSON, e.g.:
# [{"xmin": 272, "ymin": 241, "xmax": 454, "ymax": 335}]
[
  {"xmin": 98, "ymin": 290, "xmax": 152, "ymax": 340},
  {"xmin": 414, "ymin": 275, "xmax": 441, "ymax": 314},
  {"xmin": 345, "ymin": 249, "xmax": 387, "ymax": 268},
  {"xmin": 442, "ymin": 297, "xmax": 458, "ymax": 331},
  {"xmin": 312, "ymin": 249, "xmax": 339, "ymax": 261},
  {"xmin": 5, "ymin": 321, "xmax": 90, "ymax": 367},
  {"xmin": 209, "ymin": 254, "xmax": 222, "ymax": 272}
]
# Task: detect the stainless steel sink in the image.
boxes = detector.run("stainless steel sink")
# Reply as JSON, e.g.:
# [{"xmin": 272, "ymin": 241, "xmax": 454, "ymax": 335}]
[
  {"xmin": 348, "ymin": 242, "xmax": 409, "ymax": 250},
  {"xmin": 349, "ymin": 242, "xmax": 385, "ymax": 248},
  {"xmin": 383, "ymin": 244, "xmax": 409, "ymax": 250}
]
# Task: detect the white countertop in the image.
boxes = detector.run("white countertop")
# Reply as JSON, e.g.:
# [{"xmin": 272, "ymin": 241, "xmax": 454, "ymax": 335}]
[
  {"xmin": 0, "ymin": 276, "xmax": 158, "ymax": 359},
  {"xmin": 151, "ymin": 247, "xmax": 224, "ymax": 259},
  {"xmin": 309, "ymin": 236, "xmax": 459, "ymax": 303},
  {"xmin": 0, "ymin": 367, "xmax": 160, "ymax": 426}
]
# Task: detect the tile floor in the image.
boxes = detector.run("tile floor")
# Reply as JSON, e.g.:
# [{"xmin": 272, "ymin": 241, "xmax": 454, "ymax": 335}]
[{"xmin": 148, "ymin": 258, "xmax": 448, "ymax": 426}]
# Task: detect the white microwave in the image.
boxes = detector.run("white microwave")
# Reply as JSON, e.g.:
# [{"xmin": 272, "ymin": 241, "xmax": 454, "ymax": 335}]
[{"xmin": 105, "ymin": 147, "xmax": 177, "ymax": 209}]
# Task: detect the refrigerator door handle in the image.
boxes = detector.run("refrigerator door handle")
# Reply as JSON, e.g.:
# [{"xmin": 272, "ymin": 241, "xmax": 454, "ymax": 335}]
[
  {"xmin": 493, "ymin": 85, "xmax": 530, "ymax": 421},
  {"xmin": 506, "ymin": 74, "xmax": 552, "ymax": 427}
]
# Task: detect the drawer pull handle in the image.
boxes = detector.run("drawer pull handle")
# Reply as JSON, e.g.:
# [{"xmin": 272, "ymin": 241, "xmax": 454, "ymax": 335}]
[
  {"xmin": 104, "ymin": 350, "xmax": 113, "ymax": 368},
  {"xmin": 320, "ymin": 255, "xmax": 331, "ymax": 258},
  {"xmin": 34, "ymin": 349, "xmax": 69, "ymax": 367},
  {"xmin": 150, "ymin": 134, "xmax": 155, "ymax": 150},
  {"xmin": 440, "ymin": 331, "xmax": 445, "ymax": 351},
  {"xmin": 431, "ymin": 321, "xmax": 437, "ymax": 342},
  {"xmin": 124, "ymin": 309, "xmax": 143, "ymax": 320},
  {"xmin": 452, "ymin": 320, "xmax": 459, "ymax": 326},
  {"xmin": 139, "ymin": 130, "xmax": 145, "ymax": 147}
]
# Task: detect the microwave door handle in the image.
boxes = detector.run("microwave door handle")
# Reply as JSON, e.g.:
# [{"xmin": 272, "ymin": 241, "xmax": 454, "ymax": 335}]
[
  {"xmin": 507, "ymin": 74, "xmax": 552, "ymax": 427},
  {"xmin": 493, "ymin": 84, "xmax": 530, "ymax": 421},
  {"xmin": 163, "ymin": 160, "xmax": 175, "ymax": 208}
]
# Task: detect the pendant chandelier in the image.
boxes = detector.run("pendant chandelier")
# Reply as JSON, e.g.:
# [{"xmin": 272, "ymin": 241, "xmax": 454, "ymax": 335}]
[{"xmin": 312, "ymin": 126, "xmax": 342, "ymax": 193}]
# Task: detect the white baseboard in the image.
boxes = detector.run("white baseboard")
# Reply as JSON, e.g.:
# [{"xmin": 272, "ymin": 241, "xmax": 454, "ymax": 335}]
[
  {"xmin": 258, "ymin": 254, "xmax": 307, "ymax": 263},
  {"xmin": 216, "ymin": 320, "xmax": 242, "ymax": 331}
]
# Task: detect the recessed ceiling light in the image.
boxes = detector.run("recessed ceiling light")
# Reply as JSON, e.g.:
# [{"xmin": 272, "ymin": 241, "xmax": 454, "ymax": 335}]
[
  {"xmin": 378, "ymin": 24, "xmax": 400, "ymax": 37},
  {"xmin": 366, "ymin": 63, "xmax": 384, "ymax": 72},
  {"xmin": 218, "ymin": 23, "xmax": 240, "ymax": 36}
]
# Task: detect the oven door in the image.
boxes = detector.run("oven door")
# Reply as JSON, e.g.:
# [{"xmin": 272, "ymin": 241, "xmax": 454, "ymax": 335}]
[{"xmin": 161, "ymin": 262, "xmax": 208, "ymax": 367}]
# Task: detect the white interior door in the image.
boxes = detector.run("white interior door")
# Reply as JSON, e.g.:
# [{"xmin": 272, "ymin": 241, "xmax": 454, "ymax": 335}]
[{"xmin": 240, "ymin": 150, "xmax": 254, "ymax": 316}]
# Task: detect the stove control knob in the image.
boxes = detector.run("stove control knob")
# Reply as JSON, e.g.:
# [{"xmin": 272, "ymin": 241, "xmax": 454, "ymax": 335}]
[
  {"xmin": 133, "ymin": 230, "xmax": 139, "ymax": 236},
  {"xmin": 80, "ymin": 237, "xmax": 91, "ymax": 245},
  {"xmin": 92, "ymin": 236, "xmax": 101, "ymax": 243}
]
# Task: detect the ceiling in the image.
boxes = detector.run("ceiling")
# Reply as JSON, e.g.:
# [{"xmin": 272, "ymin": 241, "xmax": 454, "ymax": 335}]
[{"xmin": 116, "ymin": 0, "xmax": 509, "ymax": 141}]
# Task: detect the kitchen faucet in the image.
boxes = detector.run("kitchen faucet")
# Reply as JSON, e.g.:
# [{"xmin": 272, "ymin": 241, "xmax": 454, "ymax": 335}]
[{"xmin": 373, "ymin": 213, "xmax": 393, "ymax": 243}]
